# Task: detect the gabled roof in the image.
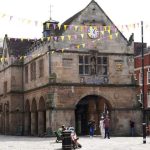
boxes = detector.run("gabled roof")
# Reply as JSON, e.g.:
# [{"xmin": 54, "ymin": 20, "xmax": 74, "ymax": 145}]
[
  {"xmin": 4, "ymin": 35, "xmax": 35, "ymax": 57},
  {"xmin": 57, "ymin": 0, "xmax": 128, "ymax": 42}
]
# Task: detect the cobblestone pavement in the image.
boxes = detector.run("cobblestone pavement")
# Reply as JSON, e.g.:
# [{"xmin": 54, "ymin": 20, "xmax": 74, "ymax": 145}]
[{"xmin": 0, "ymin": 135, "xmax": 150, "ymax": 150}]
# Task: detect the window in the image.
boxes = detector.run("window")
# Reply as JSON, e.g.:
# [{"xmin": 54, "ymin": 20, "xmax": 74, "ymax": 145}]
[
  {"xmin": 147, "ymin": 69, "xmax": 150, "ymax": 84},
  {"xmin": 4, "ymin": 81, "xmax": 7, "ymax": 96},
  {"xmin": 25, "ymin": 66, "xmax": 28, "ymax": 83},
  {"xmin": 97, "ymin": 56, "xmax": 108, "ymax": 75},
  {"xmin": 30, "ymin": 62, "xmax": 36, "ymax": 80},
  {"xmin": 140, "ymin": 92, "xmax": 143, "ymax": 102},
  {"xmin": 79, "ymin": 55, "xmax": 108, "ymax": 75},
  {"xmin": 139, "ymin": 71, "xmax": 143, "ymax": 85},
  {"xmin": 39, "ymin": 59, "xmax": 44, "ymax": 78},
  {"xmin": 147, "ymin": 91, "xmax": 150, "ymax": 108},
  {"xmin": 79, "ymin": 55, "xmax": 90, "ymax": 75},
  {"xmin": 137, "ymin": 91, "xmax": 143, "ymax": 107}
]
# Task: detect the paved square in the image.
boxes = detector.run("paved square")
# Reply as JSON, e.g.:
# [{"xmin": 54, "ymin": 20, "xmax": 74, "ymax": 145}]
[{"xmin": 0, "ymin": 135, "xmax": 150, "ymax": 150}]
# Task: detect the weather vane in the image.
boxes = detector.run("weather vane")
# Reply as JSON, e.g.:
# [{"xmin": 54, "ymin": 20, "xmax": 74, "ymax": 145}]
[{"xmin": 50, "ymin": 4, "xmax": 53, "ymax": 20}]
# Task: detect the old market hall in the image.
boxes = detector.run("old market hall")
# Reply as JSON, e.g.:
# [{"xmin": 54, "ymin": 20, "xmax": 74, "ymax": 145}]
[{"xmin": 0, "ymin": 0, "xmax": 141, "ymax": 136}]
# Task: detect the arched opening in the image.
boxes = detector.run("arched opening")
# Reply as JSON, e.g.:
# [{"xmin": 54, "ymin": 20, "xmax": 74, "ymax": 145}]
[
  {"xmin": 31, "ymin": 99, "xmax": 38, "ymax": 136},
  {"xmin": 24, "ymin": 100, "xmax": 31, "ymax": 135},
  {"xmin": 38, "ymin": 97, "xmax": 46, "ymax": 136},
  {"xmin": 75, "ymin": 95, "xmax": 111, "ymax": 135}
]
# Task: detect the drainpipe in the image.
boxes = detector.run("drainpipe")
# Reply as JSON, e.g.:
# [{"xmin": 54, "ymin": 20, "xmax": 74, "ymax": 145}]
[
  {"xmin": 141, "ymin": 21, "xmax": 146, "ymax": 144},
  {"xmin": 48, "ymin": 45, "xmax": 53, "ymax": 135},
  {"xmin": 22, "ymin": 58, "xmax": 24, "ymax": 135},
  {"xmin": 48, "ymin": 45, "xmax": 51, "ymax": 82}
]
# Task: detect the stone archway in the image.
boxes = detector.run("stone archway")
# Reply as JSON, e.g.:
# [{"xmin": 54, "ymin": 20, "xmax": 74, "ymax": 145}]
[
  {"xmin": 24, "ymin": 100, "xmax": 31, "ymax": 135},
  {"xmin": 75, "ymin": 95, "xmax": 111, "ymax": 135},
  {"xmin": 31, "ymin": 99, "xmax": 38, "ymax": 136},
  {"xmin": 38, "ymin": 97, "xmax": 46, "ymax": 136}
]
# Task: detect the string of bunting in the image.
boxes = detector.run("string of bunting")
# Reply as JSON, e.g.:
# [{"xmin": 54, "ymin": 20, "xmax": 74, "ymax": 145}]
[
  {"xmin": 0, "ymin": 31, "xmax": 119, "ymax": 62},
  {"xmin": 0, "ymin": 11, "xmax": 143, "ymax": 31},
  {"xmin": 0, "ymin": 26, "xmax": 120, "ymax": 42}
]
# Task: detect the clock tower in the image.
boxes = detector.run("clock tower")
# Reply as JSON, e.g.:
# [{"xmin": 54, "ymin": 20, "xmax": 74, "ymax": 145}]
[{"xmin": 43, "ymin": 19, "xmax": 59, "ymax": 38}]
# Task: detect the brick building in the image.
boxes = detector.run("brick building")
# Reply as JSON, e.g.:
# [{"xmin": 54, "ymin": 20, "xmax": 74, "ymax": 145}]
[
  {"xmin": 134, "ymin": 42, "xmax": 150, "ymax": 125},
  {"xmin": 0, "ymin": 0, "xmax": 141, "ymax": 136}
]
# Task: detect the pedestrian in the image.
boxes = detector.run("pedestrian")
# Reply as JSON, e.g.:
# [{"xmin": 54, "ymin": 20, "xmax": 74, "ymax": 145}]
[
  {"xmin": 103, "ymin": 115, "xmax": 110, "ymax": 139},
  {"xmin": 129, "ymin": 120, "xmax": 135, "ymax": 136},
  {"xmin": 88, "ymin": 120, "xmax": 95, "ymax": 137},
  {"xmin": 69, "ymin": 127, "xmax": 82, "ymax": 149},
  {"xmin": 99, "ymin": 116, "xmax": 105, "ymax": 138}
]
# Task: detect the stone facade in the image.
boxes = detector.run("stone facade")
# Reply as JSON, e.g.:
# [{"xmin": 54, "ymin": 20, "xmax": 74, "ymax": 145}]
[{"xmin": 0, "ymin": 0, "xmax": 141, "ymax": 136}]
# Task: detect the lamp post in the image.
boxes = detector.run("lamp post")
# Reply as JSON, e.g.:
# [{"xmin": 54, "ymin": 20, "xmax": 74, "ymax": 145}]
[{"xmin": 141, "ymin": 21, "xmax": 146, "ymax": 144}]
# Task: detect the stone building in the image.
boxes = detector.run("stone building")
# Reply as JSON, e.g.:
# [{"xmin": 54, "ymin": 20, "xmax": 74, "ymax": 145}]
[{"xmin": 0, "ymin": 0, "xmax": 141, "ymax": 136}]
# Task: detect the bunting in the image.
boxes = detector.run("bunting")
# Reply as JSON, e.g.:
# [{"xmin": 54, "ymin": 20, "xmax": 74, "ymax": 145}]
[
  {"xmin": 0, "ymin": 31, "xmax": 120, "ymax": 64},
  {"xmin": 0, "ymin": 11, "xmax": 144, "ymax": 32}
]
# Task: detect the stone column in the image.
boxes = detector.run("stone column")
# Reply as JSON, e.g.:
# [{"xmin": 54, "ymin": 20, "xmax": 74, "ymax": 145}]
[
  {"xmin": 31, "ymin": 112, "xmax": 38, "ymax": 136},
  {"xmin": 2, "ymin": 112, "xmax": 4, "ymax": 134},
  {"xmin": 38, "ymin": 111, "xmax": 45, "ymax": 136},
  {"xmin": 24, "ymin": 112, "xmax": 31, "ymax": 135},
  {"xmin": 46, "ymin": 109, "xmax": 51, "ymax": 129},
  {"xmin": 46, "ymin": 109, "xmax": 53, "ymax": 136},
  {"xmin": 4, "ymin": 112, "xmax": 9, "ymax": 134},
  {"xmin": 0, "ymin": 113, "xmax": 2, "ymax": 133}
]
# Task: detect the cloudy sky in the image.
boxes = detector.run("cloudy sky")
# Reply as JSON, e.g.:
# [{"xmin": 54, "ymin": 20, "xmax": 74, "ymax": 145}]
[{"xmin": 0, "ymin": 0, "xmax": 150, "ymax": 45}]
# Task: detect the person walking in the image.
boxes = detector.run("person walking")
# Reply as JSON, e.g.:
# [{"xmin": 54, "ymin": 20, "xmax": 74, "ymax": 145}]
[
  {"xmin": 129, "ymin": 120, "xmax": 135, "ymax": 136},
  {"xmin": 99, "ymin": 116, "xmax": 105, "ymax": 138},
  {"xmin": 88, "ymin": 120, "xmax": 95, "ymax": 137},
  {"xmin": 103, "ymin": 115, "xmax": 110, "ymax": 139}
]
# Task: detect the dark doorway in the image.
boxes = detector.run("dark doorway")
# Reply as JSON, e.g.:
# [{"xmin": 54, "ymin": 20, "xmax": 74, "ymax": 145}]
[
  {"xmin": 75, "ymin": 95, "xmax": 111, "ymax": 135},
  {"xmin": 75, "ymin": 100, "xmax": 88, "ymax": 135}
]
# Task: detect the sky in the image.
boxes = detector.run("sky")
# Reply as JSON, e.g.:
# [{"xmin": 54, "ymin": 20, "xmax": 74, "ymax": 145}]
[{"xmin": 0, "ymin": 0, "xmax": 150, "ymax": 45}]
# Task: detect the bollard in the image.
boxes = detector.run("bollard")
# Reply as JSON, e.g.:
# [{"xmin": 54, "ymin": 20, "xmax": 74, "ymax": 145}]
[{"xmin": 62, "ymin": 130, "xmax": 72, "ymax": 150}]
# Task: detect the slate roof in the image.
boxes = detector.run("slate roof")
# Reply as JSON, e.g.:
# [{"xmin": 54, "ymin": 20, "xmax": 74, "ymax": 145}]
[{"xmin": 6, "ymin": 37, "xmax": 35, "ymax": 57}]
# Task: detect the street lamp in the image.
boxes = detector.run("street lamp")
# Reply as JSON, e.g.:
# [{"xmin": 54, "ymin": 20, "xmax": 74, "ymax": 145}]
[{"xmin": 141, "ymin": 21, "xmax": 146, "ymax": 144}]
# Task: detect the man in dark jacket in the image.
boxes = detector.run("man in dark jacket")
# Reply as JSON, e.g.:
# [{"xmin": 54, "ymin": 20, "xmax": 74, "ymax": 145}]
[
  {"xmin": 103, "ymin": 115, "xmax": 110, "ymax": 139},
  {"xmin": 130, "ymin": 120, "xmax": 135, "ymax": 136}
]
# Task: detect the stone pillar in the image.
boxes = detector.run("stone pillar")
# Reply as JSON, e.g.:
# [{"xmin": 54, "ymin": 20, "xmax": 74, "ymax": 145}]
[
  {"xmin": 31, "ymin": 112, "xmax": 38, "ymax": 136},
  {"xmin": 1, "ymin": 112, "xmax": 4, "ymax": 134},
  {"xmin": 46, "ymin": 109, "xmax": 55, "ymax": 136},
  {"xmin": 4, "ymin": 112, "xmax": 9, "ymax": 134},
  {"xmin": 46, "ymin": 109, "xmax": 51, "ymax": 128},
  {"xmin": 24, "ymin": 112, "xmax": 31, "ymax": 135},
  {"xmin": 0, "ymin": 113, "xmax": 2, "ymax": 133},
  {"xmin": 38, "ymin": 111, "xmax": 45, "ymax": 136},
  {"xmin": 8, "ymin": 112, "xmax": 23, "ymax": 135}
]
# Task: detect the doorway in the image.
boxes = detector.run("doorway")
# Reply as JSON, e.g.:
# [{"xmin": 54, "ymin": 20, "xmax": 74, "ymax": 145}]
[{"xmin": 75, "ymin": 95, "xmax": 111, "ymax": 135}]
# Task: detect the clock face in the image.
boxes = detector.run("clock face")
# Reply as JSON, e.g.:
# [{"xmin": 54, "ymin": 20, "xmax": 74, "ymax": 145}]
[{"xmin": 87, "ymin": 26, "xmax": 99, "ymax": 38}]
